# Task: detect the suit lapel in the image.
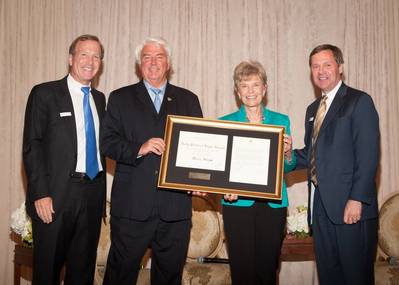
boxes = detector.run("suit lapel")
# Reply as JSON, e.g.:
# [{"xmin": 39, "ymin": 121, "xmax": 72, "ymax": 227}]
[
  {"xmin": 307, "ymin": 84, "xmax": 346, "ymax": 160},
  {"xmin": 90, "ymin": 88, "xmax": 106, "ymax": 169},
  {"xmin": 307, "ymin": 100, "xmax": 319, "ymax": 138},
  {"xmin": 162, "ymin": 83, "xmax": 177, "ymax": 116},
  {"xmin": 59, "ymin": 77, "xmax": 78, "ymax": 154},
  {"xmin": 136, "ymin": 81, "xmax": 161, "ymax": 116},
  {"xmin": 91, "ymin": 89, "xmax": 102, "ymax": 119},
  {"xmin": 309, "ymin": 101, "xmax": 319, "ymax": 120},
  {"xmin": 319, "ymin": 83, "xmax": 347, "ymax": 134}
]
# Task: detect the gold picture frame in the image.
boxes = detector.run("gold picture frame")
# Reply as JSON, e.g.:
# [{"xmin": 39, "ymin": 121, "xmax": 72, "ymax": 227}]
[{"xmin": 158, "ymin": 115, "xmax": 285, "ymax": 200}]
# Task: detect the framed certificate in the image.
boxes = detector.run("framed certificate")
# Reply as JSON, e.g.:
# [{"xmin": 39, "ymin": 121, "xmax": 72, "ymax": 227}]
[{"xmin": 158, "ymin": 115, "xmax": 285, "ymax": 200}]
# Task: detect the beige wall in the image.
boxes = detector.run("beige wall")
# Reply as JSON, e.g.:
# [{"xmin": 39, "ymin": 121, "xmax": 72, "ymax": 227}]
[{"xmin": 1, "ymin": 0, "xmax": 398, "ymax": 284}]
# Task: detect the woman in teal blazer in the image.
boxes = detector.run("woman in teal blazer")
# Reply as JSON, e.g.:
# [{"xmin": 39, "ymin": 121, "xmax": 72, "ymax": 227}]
[{"xmin": 220, "ymin": 61, "xmax": 296, "ymax": 285}]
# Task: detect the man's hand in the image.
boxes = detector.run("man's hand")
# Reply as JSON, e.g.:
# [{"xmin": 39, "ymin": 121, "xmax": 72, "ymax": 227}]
[
  {"xmin": 224, "ymin": 193, "xmax": 238, "ymax": 202},
  {"xmin": 343, "ymin": 199, "xmax": 362, "ymax": 224},
  {"xmin": 138, "ymin": 138, "xmax": 165, "ymax": 156},
  {"xmin": 34, "ymin": 197, "xmax": 55, "ymax": 224},
  {"xmin": 283, "ymin": 134, "xmax": 293, "ymax": 161}
]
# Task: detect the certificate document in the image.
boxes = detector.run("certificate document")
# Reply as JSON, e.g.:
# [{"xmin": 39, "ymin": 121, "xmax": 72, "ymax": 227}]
[
  {"xmin": 159, "ymin": 115, "xmax": 284, "ymax": 200},
  {"xmin": 229, "ymin": 136, "xmax": 270, "ymax": 185},
  {"xmin": 175, "ymin": 131, "xmax": 228, "ymax": 171}
]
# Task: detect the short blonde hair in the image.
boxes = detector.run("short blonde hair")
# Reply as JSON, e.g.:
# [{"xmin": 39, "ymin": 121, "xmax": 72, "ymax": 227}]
[{"xmin": 233, "ymin": 61, "xmax": 267, "ymax": 92}]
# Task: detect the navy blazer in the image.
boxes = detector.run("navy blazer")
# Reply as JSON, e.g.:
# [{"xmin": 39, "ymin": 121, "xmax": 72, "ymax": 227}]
[
  {"xmin": 101, "ymin": 81, "xmax": 203, "ymax": 221},
  {"xmin": 295, "ymin": 83, "xmax": 380, "ymax": 224},
  {"xmin": 23, "ymin": 76, "xmax": 107, "ymax": 218}
]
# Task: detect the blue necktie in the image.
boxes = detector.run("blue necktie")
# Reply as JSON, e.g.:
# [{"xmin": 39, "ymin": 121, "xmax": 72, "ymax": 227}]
[
  {"xmin": 81, "ymin": 87, "xmax": 99, "ymax": 180},
  {"xmin": 150, "ymin": 88, "xmax": 162, "ymax": 113}
]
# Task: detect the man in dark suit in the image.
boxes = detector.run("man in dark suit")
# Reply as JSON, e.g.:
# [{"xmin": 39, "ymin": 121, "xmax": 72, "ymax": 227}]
[
  {"xmin": 23, "ymin": 34, "xmax": 106, "ymax": 285},
  {"xmin": 101, "ymin": 37, "xmax": 203, "ymax": 285},
  {"xmin": 295, "ymin": 44, "xmax": 380, "ymax": 285}
]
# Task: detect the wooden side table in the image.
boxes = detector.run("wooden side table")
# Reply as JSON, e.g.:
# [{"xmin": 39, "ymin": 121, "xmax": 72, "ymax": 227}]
[
  {"xmin": 14, "ymin": 244, "xmax": 33, "ymax": 285},
  {"xmin": 280, "ymin": 235, "xmax": 315, "ymax": 261}
]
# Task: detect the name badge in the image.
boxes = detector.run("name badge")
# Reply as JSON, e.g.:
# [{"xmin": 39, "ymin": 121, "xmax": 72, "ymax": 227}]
[{"xmin": 60, "ymin": 112, "xmax": 72, "ymax": 117}]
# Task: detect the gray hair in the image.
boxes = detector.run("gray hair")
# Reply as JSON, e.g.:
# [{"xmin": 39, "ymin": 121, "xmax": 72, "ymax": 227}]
[{"xmin": 134, "ymin": 37, "xmax": 172, "ymax": 66}]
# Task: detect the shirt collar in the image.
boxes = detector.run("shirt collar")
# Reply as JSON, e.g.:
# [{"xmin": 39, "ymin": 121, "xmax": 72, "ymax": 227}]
[
  {"xmin": 323, "ymin": 80, "xmax": 342, "ymax": 105},
  {"xmin": 67, "ymin": 74, "xmax": 91, "ymax": 93},
  {"xmin": 143, "ymin": 80, "xmax": 167, "ymax": 96}
]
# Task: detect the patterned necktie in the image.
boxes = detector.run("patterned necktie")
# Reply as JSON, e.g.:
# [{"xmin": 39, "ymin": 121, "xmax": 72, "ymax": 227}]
[
  {"xmin": 310, "ymin": 95, "xmax": 328, "ymax": 186},
  {"xmin": 81, "ymin": 87, "xmax": 99, "ymax": 180},
  {"xmin": 150, "ymin": 87, "xmax": 162, "ymax": 113}
]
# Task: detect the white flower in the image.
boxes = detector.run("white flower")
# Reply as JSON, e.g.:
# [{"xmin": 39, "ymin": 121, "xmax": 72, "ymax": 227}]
[
  {"xmin": 10, "ymin": 202, "xmax": 33, "ymax": 244},
  {"xmin": 287, "ymin": 205, "xmax": 309, "ymax": 235}
]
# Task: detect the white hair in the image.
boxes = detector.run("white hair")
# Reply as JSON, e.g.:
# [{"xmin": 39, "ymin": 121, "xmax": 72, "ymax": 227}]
[{"xmin": 134, "ymin": 37, "xmax": 172, "ymax": 65}]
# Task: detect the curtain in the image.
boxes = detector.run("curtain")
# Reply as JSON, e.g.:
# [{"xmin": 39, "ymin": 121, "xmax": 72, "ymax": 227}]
[{"xmin": 1, "ymin": 0, "xmax": 398, "ymax": 283}]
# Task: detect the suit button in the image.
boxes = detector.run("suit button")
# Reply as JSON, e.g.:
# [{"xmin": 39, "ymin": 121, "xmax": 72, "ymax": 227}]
[{"xmin": 155, "ymin": 170, "xmax": 159, "ymax": 175}]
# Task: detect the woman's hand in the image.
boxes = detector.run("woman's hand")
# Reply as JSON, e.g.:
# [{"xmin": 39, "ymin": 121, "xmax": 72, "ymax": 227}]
[
  {"xmin": 188, "ymin": 191, "xmax": 207, "ymax": 197},
  {"xmin": 283, "ymin": 134, "xmax": 293, "ymax": 161},
  {"xmin": 224, "ymin": 193, "xmax": 238, "ymax": 202}
]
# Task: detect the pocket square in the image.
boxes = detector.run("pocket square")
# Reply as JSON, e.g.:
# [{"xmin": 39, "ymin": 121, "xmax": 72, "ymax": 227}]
[
  {"xmin": 60, "ymin": 112, "xmax": 72, "ymax": 117},
  {"xmin": 309, "ymin": 117, "xmax": 314, "ymax": 122},
  {"xmin": 167, "ymin": 97, "xmax": 172, "ymax": 102}
]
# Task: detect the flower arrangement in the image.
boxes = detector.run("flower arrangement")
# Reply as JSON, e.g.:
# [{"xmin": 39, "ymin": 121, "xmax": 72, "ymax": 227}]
[
  {"xmin": 10, "ymin": 202, "xmax": 33, "ymax": 246},
  {"xmin": 287, "ymin": 205, "xmax": 310, "ymax": 238}
]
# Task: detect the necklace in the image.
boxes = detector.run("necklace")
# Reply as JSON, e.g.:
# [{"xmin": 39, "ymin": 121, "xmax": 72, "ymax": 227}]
[{"xmin": 246, "ymin": 114, "xmax": 264, "ymax": 123}]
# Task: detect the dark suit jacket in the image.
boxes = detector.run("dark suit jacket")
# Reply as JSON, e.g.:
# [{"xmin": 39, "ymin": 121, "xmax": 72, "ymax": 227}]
[
  {"xmin": 295, "ymin": 83, "xmax": 379, "ymax": 224},
  {"xmin": 23, "ymin": 76, "xmax": 107, "ymax": 219},
  {"xmin": 101, "ymin": 80, "xmax": 203, "ymax": 221}
]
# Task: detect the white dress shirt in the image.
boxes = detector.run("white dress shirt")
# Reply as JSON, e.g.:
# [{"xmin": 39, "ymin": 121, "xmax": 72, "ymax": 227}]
[{"xmin": 67, "ymin": 74, "xmax": 103, "ymax": 173}]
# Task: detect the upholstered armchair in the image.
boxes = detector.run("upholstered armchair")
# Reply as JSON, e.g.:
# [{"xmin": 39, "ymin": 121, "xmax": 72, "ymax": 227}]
[
  {"xmin": 94, "ymin": 195, "xmax": 231, "ymax": 285},
  {"xmin": 375, "ymin": 191, "xmax": 399, "ymax": 284},
  {"xmin": 181, "ymin": 195, "xmax": 231, "ymax": 285}
]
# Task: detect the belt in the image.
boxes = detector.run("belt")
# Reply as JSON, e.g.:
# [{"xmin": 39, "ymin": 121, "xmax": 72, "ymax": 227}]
[{"xmin": 70, "ymin": 171, "xmax": 104, "ymax": 181}]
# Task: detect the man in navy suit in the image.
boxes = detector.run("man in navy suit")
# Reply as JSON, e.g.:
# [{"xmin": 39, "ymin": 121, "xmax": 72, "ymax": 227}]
[
  {"xmin": 23, "ymin": 35, "xmax": 106, "ymax": 284},
  {"xmin": 101, "ymin": 37, "xmax": 203, "ymax": 285},
  {"xmin": 295, "ymin": 44, "xmax": 379, "ymax": 285}
]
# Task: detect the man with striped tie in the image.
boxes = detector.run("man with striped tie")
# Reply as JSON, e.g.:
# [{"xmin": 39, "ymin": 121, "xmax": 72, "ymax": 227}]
[
  {"xmin": 23, "ymin": 34, "xmax": 106, "ymax": 285},
  {"xmin": 294, "ymin": 44, "xmax": 380, "ymax": 285}
]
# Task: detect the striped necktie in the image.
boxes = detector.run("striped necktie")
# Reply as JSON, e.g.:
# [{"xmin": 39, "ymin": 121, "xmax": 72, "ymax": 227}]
[{"xmin": 310, "ymin": 95, "xmax": 328, "ymax": 186}]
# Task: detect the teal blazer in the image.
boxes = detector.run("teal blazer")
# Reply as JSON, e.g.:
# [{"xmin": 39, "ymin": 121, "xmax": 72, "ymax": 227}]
[{"xmin": 219, "ymin": 105, "xmax": 296, "ymax": 208}]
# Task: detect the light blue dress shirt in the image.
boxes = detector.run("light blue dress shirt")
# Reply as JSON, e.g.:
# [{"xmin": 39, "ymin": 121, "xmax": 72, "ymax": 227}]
[{"xmin": 143, "ymin": 80, "xmax": 166, "ymax": 106}]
